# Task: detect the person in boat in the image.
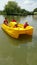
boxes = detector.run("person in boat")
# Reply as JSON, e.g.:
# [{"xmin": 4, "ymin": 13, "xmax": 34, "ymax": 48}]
[
  {"xmin": 13, "ymin": 23, "xmax": 18, "ymax": 28},
  {"xmin": 12, "ymin": 19, "xmax": 16, "ymax": 22},
  {"xmin": 24, "ymin": 22, "xmax": 29, "ymax": 28},
  {"xmin": 4, "ymin": 18, "xmax": 8, "ymax": 25}
]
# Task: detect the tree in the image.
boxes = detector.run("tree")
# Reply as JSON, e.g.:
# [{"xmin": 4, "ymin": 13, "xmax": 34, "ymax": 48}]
[
  {"xmin": 33, "ymin": 8, "xmax": 37, "ymax": 12},
  {"xmin": 4, "ymin": 1, "xmax": 21, "ymax": 15}
]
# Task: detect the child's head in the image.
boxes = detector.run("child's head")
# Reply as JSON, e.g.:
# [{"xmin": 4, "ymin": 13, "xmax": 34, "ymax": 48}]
[
  {"xmin": 25, "ymin": 22, "xmax": 28, "ymax": 24},
  {"xmin": 5, "ymin": 17, "xmax": 7, "ymax": 19},
  {"xmin": 15, "ymin": 23, "xmax": 18, "ymax": 27}
]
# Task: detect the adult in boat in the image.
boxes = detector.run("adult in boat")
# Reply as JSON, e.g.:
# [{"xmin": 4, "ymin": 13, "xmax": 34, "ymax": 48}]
[
  {"xmin": 12, "ymin": 19, "xmax": 16, "ymax": 22},
  {"xmin": 24, "ymin": 22, "xmax": 29, "ymax": 28},
  {"xmin": 3, "ymin": 18, "xmax": 8, "ymax": 25}
]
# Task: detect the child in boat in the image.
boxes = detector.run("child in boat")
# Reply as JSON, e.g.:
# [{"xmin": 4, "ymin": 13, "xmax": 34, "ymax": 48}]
[
  {"xmin": 4, "ymin": 18, "xmax": 8, "ymax": 25},
  {"xmin": 12, "ymin": 19, "xmax": 16, "ymax": 22},
  {"xmin": 24, "ymin": 22, "xmax": 29, "ymax": 28},
  {"xmin": 13, "ymin": 23, "xmax": 18, "ymax": 28}
]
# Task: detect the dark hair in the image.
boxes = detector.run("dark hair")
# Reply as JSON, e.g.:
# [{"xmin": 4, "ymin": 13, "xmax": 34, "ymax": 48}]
[
  {"xmin": 5, "ymin": 17, "xmax": 7, "ymax": 19},
  {"xmin": 26, "ymin": 22, "xmax": 27, "ymax": 23},
  {"xmin": 15, "ymin": 24, "xmax": 18, "ymax": 27}
]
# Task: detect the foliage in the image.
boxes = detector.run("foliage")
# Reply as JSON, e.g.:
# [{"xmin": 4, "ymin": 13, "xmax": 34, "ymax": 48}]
[
  {"xmin": 4, "ymin": 1, "xmax": 21, "ymax": 15},
  {"xmin": 4, "ymin": 1, "xmax": 30, "ymax": 15},
  {"xmin": 33, "ymin": 8, "xmax": 37, "ymax": 12},
  {"xmin": 0, "ymin": 1, "xmax": 35, "ymax": 15},
  {"xmin": 32, "ymin": 8, "xmax": 37, "ymax": 15}
]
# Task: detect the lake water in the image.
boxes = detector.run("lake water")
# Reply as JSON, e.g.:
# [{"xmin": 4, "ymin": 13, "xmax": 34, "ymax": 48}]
[{"xmin": 0, "ymin": 15, "xmax": 37, "ymax": 65}]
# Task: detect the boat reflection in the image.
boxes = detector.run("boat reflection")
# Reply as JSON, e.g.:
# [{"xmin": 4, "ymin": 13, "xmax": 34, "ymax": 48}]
[{"xmin": 10, "ymin": 34, "xmax": 33, "ymax": 46}]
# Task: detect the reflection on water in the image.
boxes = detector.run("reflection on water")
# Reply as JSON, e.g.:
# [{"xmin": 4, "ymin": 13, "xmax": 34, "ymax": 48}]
[
  {"xmin": 4, "ymin": 15, "xmax": 21, "ymax": 23},
  {"xmin": 0, "ymin": 29, "xmax": 32, "ymax": 46},
  {"xmin": 32, "ymin": 15, "xmax": 37, "ymax": 20}
]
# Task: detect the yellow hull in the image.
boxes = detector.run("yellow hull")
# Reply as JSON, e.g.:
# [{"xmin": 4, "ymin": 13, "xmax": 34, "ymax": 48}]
[{"xmin": 1, "ymin": 22, "xmax": 33, "ymax": 38}]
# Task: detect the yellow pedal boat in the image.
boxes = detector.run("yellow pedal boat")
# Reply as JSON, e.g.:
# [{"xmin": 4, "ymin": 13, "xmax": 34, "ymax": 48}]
[{"xmin": 1, "ymin": 22, "xmax": 33, "ymax": 38}]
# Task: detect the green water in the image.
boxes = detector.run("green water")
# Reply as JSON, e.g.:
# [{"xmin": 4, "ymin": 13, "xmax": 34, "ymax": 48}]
[{"xmin": 0, "ymin": 15, "xmax": 37, "ymax": 65}]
